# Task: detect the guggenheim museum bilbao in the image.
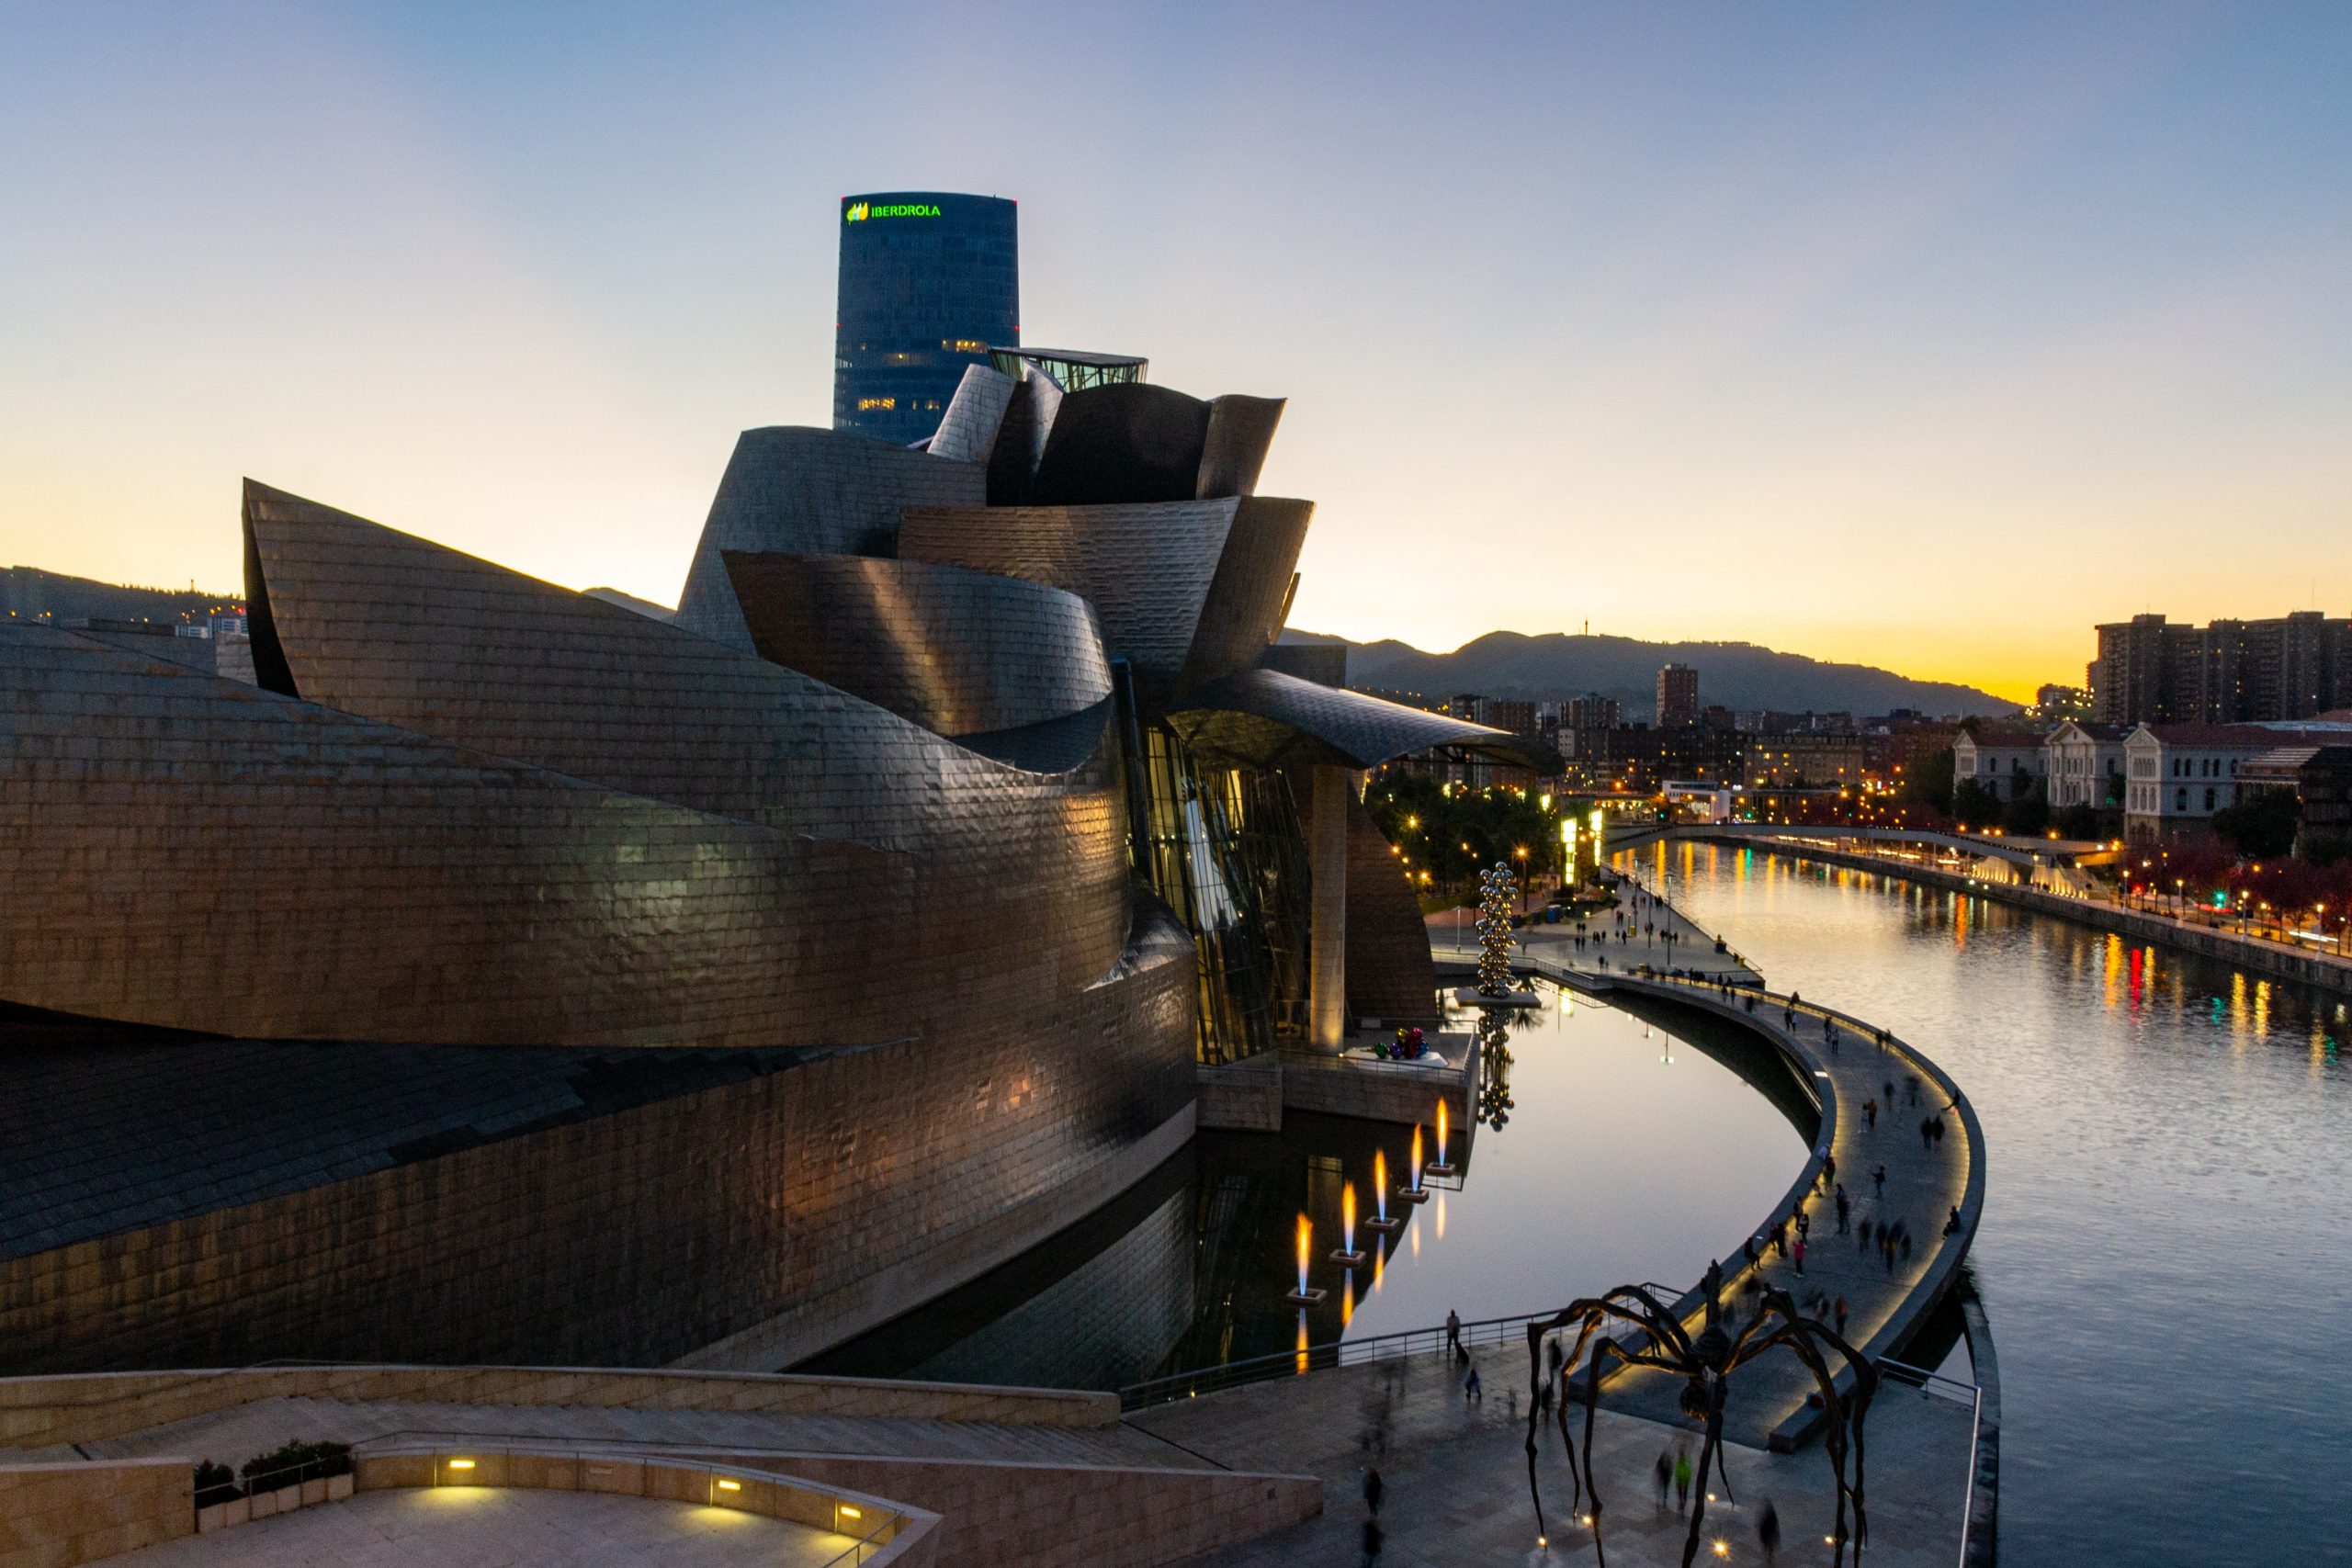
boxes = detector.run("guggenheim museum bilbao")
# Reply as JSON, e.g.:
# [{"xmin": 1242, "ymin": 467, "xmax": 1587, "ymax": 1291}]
[{"xmin": 0, "ymin": 343, "xmax": 1527, "ymax": 1375}]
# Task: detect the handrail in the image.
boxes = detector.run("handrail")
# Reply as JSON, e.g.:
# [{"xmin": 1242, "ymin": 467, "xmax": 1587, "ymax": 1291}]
[{"xmin": 1120, "ymin": 1286, "xmax": 1688, "ymax": 1414}]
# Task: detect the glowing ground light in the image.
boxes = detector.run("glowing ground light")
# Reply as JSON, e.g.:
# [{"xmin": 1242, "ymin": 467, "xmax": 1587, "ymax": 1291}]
[
  {"xmin": 1410, "ymin": 1125, "xmax": 1424, "ymax": 1190},
  {"xmin": 1436, "ymin": 1099, "xmax": 1448, "ymax": 1157},
  {"xmin": 447, "ymin": 1459, "xmax": 475, "ymax": 1470},
  {"xmin": 1295, "ymin": 1213, "xmax": 1312, "ymax": 1295},
  {"xmin": 1713, "ymin": 1541, "xmax": 1729, "ymax": 1557},
  {"xmin": 1374, "ymin": 1150, "xmax": 1389, "ymax": 1222},
  {"xmin": 1342, "ymin": 1182, "xmax": 1356, "ymax": 1253}
]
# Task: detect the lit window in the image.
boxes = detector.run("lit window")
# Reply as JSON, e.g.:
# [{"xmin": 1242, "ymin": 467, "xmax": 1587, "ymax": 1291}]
[{"xmin": 857, "ymin": 398, "xmax": 897, "ymax": 412}]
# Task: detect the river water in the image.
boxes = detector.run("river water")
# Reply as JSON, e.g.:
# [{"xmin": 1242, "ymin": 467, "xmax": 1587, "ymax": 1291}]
[{"xmin": 1640, "ymin": 840, "xmax": 2352, "ymax": 1568}]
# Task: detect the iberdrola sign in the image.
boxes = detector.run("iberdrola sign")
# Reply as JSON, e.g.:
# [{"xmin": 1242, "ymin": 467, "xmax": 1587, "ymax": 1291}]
[{"xmin": 844, "ymin": 202, "xmax": 942, "ymax": 222}]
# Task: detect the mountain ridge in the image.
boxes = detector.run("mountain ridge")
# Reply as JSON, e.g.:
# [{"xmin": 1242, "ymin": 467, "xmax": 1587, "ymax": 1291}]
[{"xmin": 1285, "ymin": 628, "xmax": 2019, "ymax": 719}]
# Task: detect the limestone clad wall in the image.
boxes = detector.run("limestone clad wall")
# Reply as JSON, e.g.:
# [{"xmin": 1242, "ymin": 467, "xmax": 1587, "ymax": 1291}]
[
  {"xmin": 0, "ymin": 1458, "xmax": 191, "ymax": 1568},
  {"xmin": 1341, "ymin": 793, "xmax": 1441, "ymax": 1024},
  {"xmin": 724, "ymin": 1450, "xmax": 1321, "ymax": 1568}
]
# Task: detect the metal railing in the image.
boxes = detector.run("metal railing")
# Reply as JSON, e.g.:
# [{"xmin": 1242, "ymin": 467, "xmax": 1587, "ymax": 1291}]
[
  {"xmin": 1877, "ymin": 1357, "xmax": 1989, "ymax": 1568},
  {"xmin": 1119, "ymin": 1289, "xmax": 1689, "ymax": 1413}
]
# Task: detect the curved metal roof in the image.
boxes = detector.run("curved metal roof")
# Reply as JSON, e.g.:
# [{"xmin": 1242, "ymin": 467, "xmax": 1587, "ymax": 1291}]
[{"xmin": 1167, "ymin": 668, "xmax": 1551, "ymax": 772}]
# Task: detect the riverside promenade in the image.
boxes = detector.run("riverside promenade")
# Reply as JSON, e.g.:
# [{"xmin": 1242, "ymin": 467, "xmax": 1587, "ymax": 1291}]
[
  {"xmin": 1148, "ymin": 884, "xmax": 1992, "ymax": 1563},
  {"xmin": 1432, "ymin": 874, "xmax": 1984, "ymax": 1450}
]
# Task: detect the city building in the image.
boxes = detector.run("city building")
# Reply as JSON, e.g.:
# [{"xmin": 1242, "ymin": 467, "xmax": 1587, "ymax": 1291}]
[
  {"xmin": 832, "ymin": 191, "xmax": 1019, "ymax": 446},
  {"xmin": 2115, "ymin": 720, "xmax": 2352, "ymax": 840},
  {"xmin": 0, "ymin": 338, "xmax": 1529, "ymax": 1376},
  {"xmin": 2044, "ymin": 720, "xmax": 2130, "ymax": 811},
  {"xmin": 1565, "ymin": 692, "xmax": 1620, "ymax": 730},
  {"xmin": 2089, "ymin": 611, "xmax": 2352, "ymax": 725},
  {"xmin": 1657, "ymin": 662, "xmax": 1699, "ymax": 728},
  {"xmin": 1742, "ymin": 732, "xmax": 1866, "ymax": 789},
  {"xmin": 1951, "ymin": 727, "xmax": 2051, "ymax": 803},
  {"xmin": 1563, "ymin": 722, "xmax": 1741, "ymax": 791}
]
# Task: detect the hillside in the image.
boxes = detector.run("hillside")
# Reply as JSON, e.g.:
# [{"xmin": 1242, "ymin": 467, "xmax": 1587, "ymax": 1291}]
[{"xmin": 1288, "ymin": 629, "xmax": 2018, "ymax": 720}]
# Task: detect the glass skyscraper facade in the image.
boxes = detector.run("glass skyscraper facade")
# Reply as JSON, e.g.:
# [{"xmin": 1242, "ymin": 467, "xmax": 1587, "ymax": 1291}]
[{"xmin": 833, "ymin": 192, "xmax": 1019, "ymax": 446}]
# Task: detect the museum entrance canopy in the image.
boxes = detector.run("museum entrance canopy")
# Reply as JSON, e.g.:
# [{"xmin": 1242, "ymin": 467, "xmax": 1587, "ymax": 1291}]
[{"xmin": 1167, "ymin": 668, "xmax": 1548, "ymax": 773}]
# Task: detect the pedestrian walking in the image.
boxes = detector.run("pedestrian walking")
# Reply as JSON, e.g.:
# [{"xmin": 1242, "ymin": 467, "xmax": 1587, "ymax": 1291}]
[
  {"xmin": 1674, "ymin": 1445, "xmax": 1693, "ymax": 1512},
  {"xmin": 1655, "ymin": 1448, "xmax": 1672, "ymax": 1511},
  {"xmin": 1945, "ymin": 1204, "xmax": 1962, "ymax": 1235},
  {"xmin": 1833, "ymin": 1295, "xmax": 1849, "ymax": 1337},
  {"xmin": 1823, "ymin": 1153, "xmax": 1837, "ymax": 1185},
  {"xmin": 1793, "ymin": 1236, "xmax": 1806, "ymax": 1275},
  {"xmin": 1363, "ymin": 1467, "xmax": 1385, "ymax": 1516},
  {"xmin": 1795, "ymin": 1210, "xmax": 1810, "ymax": 1241},
  {"xmin": 1872, "ymin": 1164, "xmax": 1886, "ymax": 1196},
  {"xmin": 1758, "ymin": 1498, "xmax": 1781, "ymax": 1564},
  {"xmin": 1835, "ymin": 1186, "xmax": 1850, "ymax": 1233},
  {"xmin": 1464, "ymin": 1363, "xmax": 1482, "ymax": 1404},
  {"xmin": 1864, "ymin": 1098, "xmax": 1877, "ymax": 1130},
  {"xmin": 1445, "ymin": 1308, "xmax": 1462, "ymax": 1359}
]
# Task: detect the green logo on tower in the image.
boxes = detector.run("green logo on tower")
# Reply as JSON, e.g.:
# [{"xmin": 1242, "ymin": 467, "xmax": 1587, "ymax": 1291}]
[{"xmin": 844, "ymin": 201, "xmax": 940, "ymax": 222}]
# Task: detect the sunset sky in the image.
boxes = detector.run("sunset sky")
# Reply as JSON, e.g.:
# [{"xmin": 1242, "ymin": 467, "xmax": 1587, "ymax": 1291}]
[{"xmin": 5, "ymin": 2, "xmax": 2347, "ymax": 700}]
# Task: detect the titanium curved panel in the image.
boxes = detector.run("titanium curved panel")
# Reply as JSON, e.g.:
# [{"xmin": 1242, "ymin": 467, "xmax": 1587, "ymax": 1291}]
[
  {"xmin": 985, "ymin": 361, "xmax": 1065, "ymax": 506},
  {"xmin": 1182, "ymin": 497, "xmax": 1316, "ymax": 688},
  {"xmin": 1168, "ymin": 667, "xmax": 1540, "ymax": 770},
  {"xmin": 1028, "ymin": 382, "xmax": 1213, "ymax": 506},
  {"xmin": 242, "ymin": 484, "xmax": 1131, "ymax": 1006},
  {"xmin": 0, "ymin": 626, "xmax": 915, "ymax": 1047},
  {"xmin": 0, "ymin": 900, "xmax": 1200, "ymax": 1371},
  {"xmin": 928, "ymin": 363, "xmax": 1017, "ymax": 465},
  {"xmin": 1194, "ymin": 394, "xmax": 1287, "ymax": 499},
  {"xmin": 899, "ymin": 497, "xmax": 1241, "ymax": 688},
  {"xmin": 720, "ymin": 551, "xmax": 1111, "ymax": 742},
  {"xmin": 673, "ymin": 427, "xmax": 986, "ymax": 649}
]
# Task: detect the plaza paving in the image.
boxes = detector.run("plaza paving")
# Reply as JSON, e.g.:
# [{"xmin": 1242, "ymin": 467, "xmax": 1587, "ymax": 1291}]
[
  {"xmin": 1432, "ymin": 873, "xmax": 1763, "ymax": 984},
  {"xmin": 1135, "ymin": 1349, "xmax": 1973, "ymax": 1566},
  {"xmin": 106, "ymin": 1487, "xmax": 855, "ymax": 1567}
]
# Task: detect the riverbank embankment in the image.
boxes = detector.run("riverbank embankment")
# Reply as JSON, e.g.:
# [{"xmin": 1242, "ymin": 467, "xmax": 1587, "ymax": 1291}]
[{"xmin": 1707, "ymin": 836, "xmax": 2352, "ymax": 998}]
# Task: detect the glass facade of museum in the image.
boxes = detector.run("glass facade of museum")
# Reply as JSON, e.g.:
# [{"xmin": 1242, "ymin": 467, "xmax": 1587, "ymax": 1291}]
[{"xmin": 834, "ymin": 192, "xmax": 1019, "ymax": 446}]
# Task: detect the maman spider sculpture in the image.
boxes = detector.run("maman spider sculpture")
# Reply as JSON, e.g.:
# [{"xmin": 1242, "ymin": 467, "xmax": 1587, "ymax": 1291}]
[{"xmin": 1521, "ymin": 1267, "xmax": 1878, "ymax": 1567}]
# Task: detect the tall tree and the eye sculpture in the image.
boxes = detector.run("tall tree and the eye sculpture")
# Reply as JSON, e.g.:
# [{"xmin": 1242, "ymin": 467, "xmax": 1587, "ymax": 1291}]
[{"xmin": 1521, "ymin": 1267, "xmax": 1879, "ymax": 1567}]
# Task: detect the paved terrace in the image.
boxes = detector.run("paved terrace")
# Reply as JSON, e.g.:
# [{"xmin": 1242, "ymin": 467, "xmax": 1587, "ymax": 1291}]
[
  {"xmin": 87, "ymin": 1487, "xmax": 858, "ymax": 1568},
  {"xmin": 1136, "ymin": 1348, "xmax": 1975, "ymax": 1567},
  {"xmin": 1431, "ymin": 872, "xmax": 1764, "ymax": 985}
]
